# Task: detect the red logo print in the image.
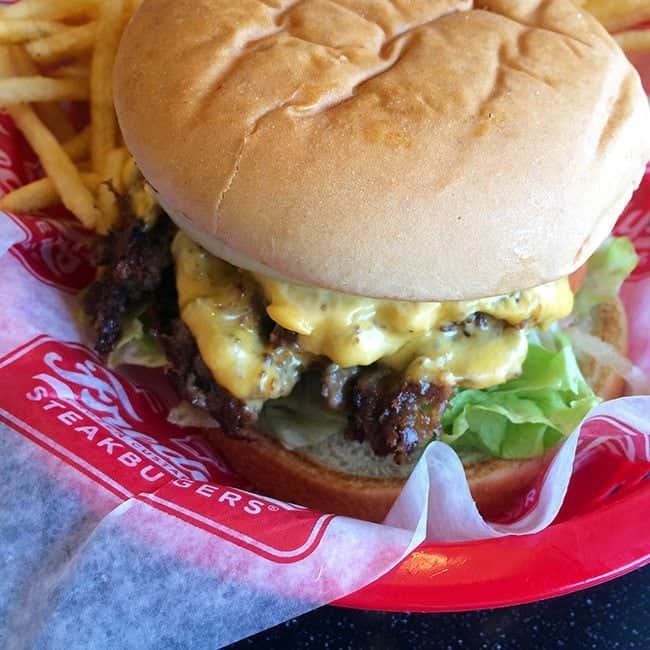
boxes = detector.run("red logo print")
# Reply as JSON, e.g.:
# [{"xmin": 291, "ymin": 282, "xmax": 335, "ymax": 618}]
[
  {"xmin": 8, "ymin": 215, "xmax": 96, "ymax": 292},
  {"xmin": 0, "ymin": 336, "xmax": 226, "ymax": 496},
  {"xmin": 576, "ymin": 415, "xmax": 650, "ymax": 465},
  {"xmin": 615, "ymin": 166, "xmax": 650, "ymax": 282},
  {"xmin": 0, "ymin": 115, "xmax": 96, "ymax": 292},
  {"xmin": 0, "ymin": 337, "xmax": 334, "ymax": 562},
  {"xmin": 138, "ymin": 483, "xmax": 334, "ymax": 563}
]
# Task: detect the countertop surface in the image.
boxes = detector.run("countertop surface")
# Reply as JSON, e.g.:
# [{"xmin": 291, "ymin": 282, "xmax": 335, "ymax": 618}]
[{"xmin": 232, "ymin": 565, "xmax": 649, "ymax": 648}]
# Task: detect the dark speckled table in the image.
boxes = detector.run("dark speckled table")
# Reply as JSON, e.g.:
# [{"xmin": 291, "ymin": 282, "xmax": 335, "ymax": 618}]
[{"xmin": 232, "ymin": 565, "xmax": 649, "ymax": 648}]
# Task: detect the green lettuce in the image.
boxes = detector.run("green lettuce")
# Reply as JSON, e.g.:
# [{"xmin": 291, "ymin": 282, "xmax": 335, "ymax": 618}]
[
  {"xmin": 574, "ymin": 236, "xmax": 638, "ymax": 318},
  {"xmin": 440, "ymin": 335, "xmax": 600, "ymax": 459},
  {"xmin": 261, "ymin": 376, "xmax": 347, "ymax": 450},
  {"xmin": 107, "ymin": 306, "xmax": 167, "ymax": 369}
]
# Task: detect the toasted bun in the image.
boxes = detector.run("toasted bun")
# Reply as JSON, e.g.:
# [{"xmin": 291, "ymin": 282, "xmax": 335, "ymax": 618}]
[
  {"xmin": 115, "ymin": 0, "xmax": 650, "ymax": 300},
  {"xmin": 206, "ymin": 301, "xmax": 628, "ymax": 522},
  {"xmin": 208, "ymin": 428, "xmax": 556, "ymax": 523}
]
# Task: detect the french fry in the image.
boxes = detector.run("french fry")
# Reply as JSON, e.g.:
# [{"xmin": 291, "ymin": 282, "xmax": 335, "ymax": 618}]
[
  {"xmin": 0, "ymin": 0, "xmax": 98, "ymax": 22},
  {"xmin": 126, "ymin": 0, "xmax": 145, "ymax": 19},
  {"xmin": 97, "ymin": 147, "xmax": 129, "ymax": 233},
  {"xmin": 7, "ymin": 103, "xmax": 101, "ymax": 228},
  {"xmin": 0, "ymin": 20, "xmax": 66, "ymax": 44},
  {"xmin": 51, "ymin": 62, "xmax": 90, "ymax": 79},
  {"xmin": 0, "ymin": 1, "xmax": 166, "ymax": 232},
  {"xmin": 0, "ymin": 45, "xmax": 14, "ymax": 79},
  {"xmin": 91, "ymin": 0, "xmax": 126, "ymax": 172},
  {"xmin": 62, "ymin": 127, "xmax": 91, "ymax": 163},
  {"xmin": 106, "ymin": 147, "xmax": 129, "ymax": 196},
  {"xmin": 615, "ymin": 29, "xmax": 650, "ymax": 53},
  {"xmin": 0, "ymin": 77, "xmax": 89, "ymax": 104},
  {"xmin": 122, "ymin": 154, "xmax": 139, "ymax": 192},
  {"xmin": 584, "ymin": 0, "xmax": 650, "ymax": 33},
  {"xmin": 25, "ymin": 22, "xmax": 97, "ymax": 66},
  {"xmin": 0, "ymin": 173, "xmax": 100, "ymax": 214},
  {"xmin": 8, "ymin": 44, "xmax": 77, "ymax": 141}
]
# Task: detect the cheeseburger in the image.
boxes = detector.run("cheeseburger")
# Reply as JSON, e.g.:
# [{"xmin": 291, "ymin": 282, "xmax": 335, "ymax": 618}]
[{"xmin": 83, "ymin": 0, "xmax": 650, "ymax": 521}]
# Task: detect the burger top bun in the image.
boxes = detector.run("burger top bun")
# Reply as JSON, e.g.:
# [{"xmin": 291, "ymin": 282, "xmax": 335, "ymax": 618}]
[{"xmin": 114, "ymin": 0, "xmax": 650, "ymax": 301}]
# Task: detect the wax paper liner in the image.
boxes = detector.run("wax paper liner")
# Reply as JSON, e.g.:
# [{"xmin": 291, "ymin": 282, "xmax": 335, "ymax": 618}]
[{"xmin": 1, "ymin": 100, "xmax": 650, "ymax": 650}]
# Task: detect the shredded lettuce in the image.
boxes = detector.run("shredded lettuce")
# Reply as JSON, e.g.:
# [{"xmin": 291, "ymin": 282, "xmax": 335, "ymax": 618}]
[
  {"xmin": 440, "ymin": 335, "xmax": 599, "ymax": 459},
  {"xmin": 107, "ymin": 306, "xmax": 167, "ymax": 369},
  {"xmin": 261, "ymin": 376, "xmax": 347, "ymax": 450},
  {"xmin": 574, "ymin": 236, "xmax": 638, "ymax": 318}
]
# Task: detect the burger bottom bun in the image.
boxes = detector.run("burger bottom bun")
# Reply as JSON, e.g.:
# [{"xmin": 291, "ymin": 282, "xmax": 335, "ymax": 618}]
[
  {"xmin": 208, "ymin": 430, "xmax": 557, "ymax": 523},
  {"xmin": 206, "ymin": 300, "xmax": 628, "ymax": 523}
]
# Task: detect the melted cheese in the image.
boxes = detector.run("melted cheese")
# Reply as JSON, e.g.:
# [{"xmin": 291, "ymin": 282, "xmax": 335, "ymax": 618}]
[
  {"xmin": 254, "ymin": 272, "xmax": 573, "ymax": 387},
  {"xmin": 173, "ymin": 233, "xmax": 306, "ymax": 401},
  {"xmin": 385, "ymin": 325, "xmax": 528, "ymax": 388},
  {"xmin": 173, "ymin": 232, "xmax": 574, "ymax": 398}
]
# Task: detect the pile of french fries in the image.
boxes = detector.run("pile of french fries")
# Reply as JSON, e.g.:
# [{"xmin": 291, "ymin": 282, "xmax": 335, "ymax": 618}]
[
  {"xmin": 0, "ymin": 0, "xmax": 647, "ymax": 236},
  {"xmin": 581, "ymin": 0, "xmax": 650, "ymax": 53},
  {"xmin": 0, "ymin": 0, "xmax": 141, "ymax": 234}
]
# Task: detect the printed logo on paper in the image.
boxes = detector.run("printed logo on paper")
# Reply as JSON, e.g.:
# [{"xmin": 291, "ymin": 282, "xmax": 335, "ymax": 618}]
[
  {"xmin": 576, "ymin": 415, "xmax": 650, "ymax": 466},
  {"xmin": 0, "ymin": 114, "xmax": 43, "ymax": 192},
  {"xmin": 615, "ymin": 165, "xmax": 650, "ymax": 283},
  {"xmin": 0, "ymin": 115, "xmax": 97, "ymax": 292},
  {"xmin": 137, "ymin": 482, "xmax": 334, "ymax": 563},
  {"xmin": 0, "ymin": 336, "xmax": 229, "ymax": 495},
  {"xmin": 491, "ymin": 412, "xmax": 650, "ymax": 525},
  {"xmin": 7, "ymin": 215, "xmax": 96, "ymax": 291},
  {"xmin": 0, "ymin": 337, "xmax": 334, "ymax": 563},
  {"xmin": 558, "ymin": 414, "xmax": 650, "ymax": 517}
]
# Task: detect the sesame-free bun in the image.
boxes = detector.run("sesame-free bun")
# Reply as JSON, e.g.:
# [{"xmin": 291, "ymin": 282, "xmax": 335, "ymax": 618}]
[
  {"xmin": 208, "ymin": 426, "xmax": 556, "ymax": 523},
  {"xmin": 207, "ymin": 300, "xmax": 628, "ymax": 522},
  {"xmin": 115, "ymin": 0, "xmax": 650, "ymax": 301}
]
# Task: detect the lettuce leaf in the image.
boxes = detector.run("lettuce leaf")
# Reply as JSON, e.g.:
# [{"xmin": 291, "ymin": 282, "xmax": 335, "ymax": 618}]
[
  {"xmin": 261, "ymin": 376, "xmax": 347, "ymax": 450},
  {"xmin": 107, "ymin": 306, "xmax": 167, "ymax": 369},
  {"xmin": 440, "ymin": 335, "xmax": 599, "ymax": 459},
  {"xmin": 574, "ymin": 236, "xmax": 638, "ymax": 318}
]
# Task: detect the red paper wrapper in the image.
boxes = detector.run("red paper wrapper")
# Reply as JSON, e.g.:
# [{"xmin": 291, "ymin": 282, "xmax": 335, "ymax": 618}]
[{"xmin": 1, "ymin": 64, "xmax": 650, "ymax": 650}]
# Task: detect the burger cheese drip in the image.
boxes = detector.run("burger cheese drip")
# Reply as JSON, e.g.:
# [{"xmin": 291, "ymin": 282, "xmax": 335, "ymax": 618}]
[
  {"xmin": 172, "ymin": 232, "xmax": 308, "ymax": 402},
  {"xmin": 173, "ymin": 232, "xmax": 574, "ymax": 401}
]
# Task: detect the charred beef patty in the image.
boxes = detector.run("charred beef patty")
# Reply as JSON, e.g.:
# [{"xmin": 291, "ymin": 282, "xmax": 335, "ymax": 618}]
[
  {"xmin": 83, "ymin": 212, "xmax": 471, "ymax": 463},
  {"xmin": 83, "ymin": 214, "xmax": 175, "ymax": 353},
  {"xmin": 162, "ymin": 318, "xmax": 258, "ymax": 435},
  {"xmin": 348, "ymin": 368, "xmax": 451, "ymax": 464}
]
